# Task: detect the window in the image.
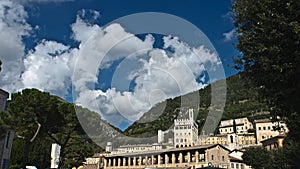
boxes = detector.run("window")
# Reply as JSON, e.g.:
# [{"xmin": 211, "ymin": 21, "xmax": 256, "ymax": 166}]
[
  {"xmin": 231, "ymin": 163, "xmax": 234, "ymax": 169},
  {"xmin": 268, "ymin": 126, "xmax": 271, "ymax": 130},
  {"xmin": 6, "ymin": 131, "xmax": 10, "ymax": 148},
  {"xmin": 263, "ymin": 127, "xmax": 266, "ymax": 130},
  {"xmin": 241, "ymin": 164, "xmax": 244, "ymax": 169},
  {"xmin": 222, "ymin": 156, "xmax": 225, "ymax": 161},
  {"xmin": 236, "ymin": 163, "xmax": 239, "ymax": 169},
  {"xmin": 258, "ymin": 127, "xmax": 261, "ymax": 130},
  {"xmin": 211, "ymin": 155, "xmax": 214, "ymax": 160},
  {"xmin": 262, "ymin": 135, "xmax": 265, "ymax": 139}
]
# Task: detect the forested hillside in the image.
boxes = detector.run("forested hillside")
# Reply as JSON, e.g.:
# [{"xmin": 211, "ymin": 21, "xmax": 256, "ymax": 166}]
[{"xmin": 124, "ymin": 73, "xmax": 270, "ymax": 137}]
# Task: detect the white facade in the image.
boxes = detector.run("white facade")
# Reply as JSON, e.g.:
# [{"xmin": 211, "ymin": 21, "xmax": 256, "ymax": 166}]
[
  {"xmin": 174, "ymin": 109, "xmax": 198, "ymax": 148},
  {"xmin": 229, "ymin": 150, "xmax": 252, "ymax": 169},
  {"xmin": 50, "ymin": 143, "xmax": 61, "ymax": 168},
  {"xmin": 219, "ymin": 117, "xmax": 253, "ymax": 134},
  {"xmin": 105, "ymin": 142, "xmax": 112, "ymax": 152},
  {"xmin": 255, "ymin": 118, "xmax": 288, "ymax": 144},
  {"xmin": 111, "ymin": 143, "xmax": 164, "ymax": 154}
]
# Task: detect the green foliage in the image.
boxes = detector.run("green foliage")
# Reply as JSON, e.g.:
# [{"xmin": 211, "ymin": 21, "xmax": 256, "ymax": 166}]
[
  {"xmin": 47, "ymin": 102, "xmax": 96, "ymax": 169},
  {"xmin": 242, "ymin": 147, "xmax": 271, "ymax": 169},
  {"xmin": 232, "ymin": 0, "xmax": 300, "ymax": 138},
  {"xmin": 7, "ymin": 88, "xmax": 59, "ymax": 139},
  {"xmin": 6, "ymin": 89, "xmax": 99, "ymax": 168},
  {"xmin": 232, "ymin": 0, "xmax": 300, "ymax": 168},
  {"xmin": 124, "ymin": 73, "xmax": 270, "ymax": 136}
]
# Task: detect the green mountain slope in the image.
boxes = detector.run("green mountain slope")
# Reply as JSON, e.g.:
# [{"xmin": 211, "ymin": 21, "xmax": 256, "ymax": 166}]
[{"xmin": 124, "ymin": 73, "xmax": 270, "ymax": 137}]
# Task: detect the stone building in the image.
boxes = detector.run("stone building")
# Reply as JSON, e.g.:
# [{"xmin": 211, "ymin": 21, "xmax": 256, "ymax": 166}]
[
  {"xmin": 111, "ymin": 143, "xmax": 166, "ymax": 154},
  {"xmin": 100, "ymin": 144, "xmax": 230, "ymax": 169},
  {"xmin": 254, "ymin": 118, "xmax": 288, "ymax": 144},
  {"xmin": 174, "ymin": 109, "xmax": 198, "ymax": 148},
  {"xmin": 0, "ymin": 89, "xmax": 14, "ymax": 169},
  {"xmin": 198, "ymin": 135, "xmax": 228, "ymax": 146},
  {"xmin": 228, "ymin": 150, "xmax": 251, "ymax": 169},
  {"xmin": 219, "ymin": 118, "xmax": 253, "ymax": 135},
  {"xmin": 199, "ymin": 133, "xmax": 256, "ymax": 151},
  {"xmin": 261, "ymin": 134, "xmax": 285, "ymax": 150}
]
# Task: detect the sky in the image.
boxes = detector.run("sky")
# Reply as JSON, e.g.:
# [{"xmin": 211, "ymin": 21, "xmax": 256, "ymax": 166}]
[{"xmin": 0, "ymin": 0, "xmax": 238, "ymax": 130}]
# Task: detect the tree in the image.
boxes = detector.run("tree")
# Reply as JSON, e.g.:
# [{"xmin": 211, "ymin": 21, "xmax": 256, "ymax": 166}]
[
  {"xmin": 46, "ymin": 102, "xmax": 95, "ymax": 168},
  {"xmin": 242, "ymin": 147, "xmax": 271, "ymax": 169},
  {"xmin": 232, "ymin": 0, "xmax": 300, "ymax": 167},
  {"xmin": 6, "ymin": 89, "xmax": 59, "ymax": 169}
]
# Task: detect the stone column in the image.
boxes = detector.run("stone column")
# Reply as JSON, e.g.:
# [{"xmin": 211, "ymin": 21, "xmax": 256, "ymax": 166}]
[
  {"xmin": 195, "ymin": 151, "xmax": 199, "ymax": 163},
  {"xmin": 113, "ymin": 158, "xmax": 116, "ymax": 167},
  {"xmin": 158, "ymin": 155, "xmax": 161, "ymax": 165},
  {"xmin": 172, "ymin": 153, "xmax": 176, "ymax": 164},
  {"xmin": 104, "ymin": 159, "xmax": 107, "ymax": 167},
  {"xmin": 128, "ymin": 157, "xmax": 131, "ymax": 166},
  {"xmin": 187, "ymin": 152, "xmax": 191, "ymax": 163},
  {"xmin": 108, "ymin": 159, "xmax": 111, "ymax": 167},
  {"xmin": 133, "ymin": 157, "xmax": 136, "ymax": 166},
  {"xmin": 165, "ymin": 154, "xmax": 169, "ymax": 164},
  {"xmin": 151, "ymin": 155, "xmax": 155, "ymax": 165},
  {"xmin": 139, "ymin": 156, "xmax": 142, "ymax": 166},
  {"xmin": 123, "ymin": 157, "xmax": 126, "ymax": 166},
  {"xmin": 118, "ymin": 158, "xmax": 121, "ymax": 167},
  {"xmin": 179, "ymin": 153, "xmax": 183, "ymax": 164}
]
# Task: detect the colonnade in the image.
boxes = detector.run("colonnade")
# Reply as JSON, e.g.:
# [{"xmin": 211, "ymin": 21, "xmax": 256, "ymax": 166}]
[{"xmin": 104, "ymin": 149, "xmax": 206, "ymax": 168}]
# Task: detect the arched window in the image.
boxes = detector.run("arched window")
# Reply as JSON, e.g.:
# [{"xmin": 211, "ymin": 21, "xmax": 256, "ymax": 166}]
[
  {"xmin": 211, "ymin": 155, "xmax": 214, "ymax": 160},
  {"xmin": 230, "ymin": 135, "xmax": 234, "ymax": 143}
]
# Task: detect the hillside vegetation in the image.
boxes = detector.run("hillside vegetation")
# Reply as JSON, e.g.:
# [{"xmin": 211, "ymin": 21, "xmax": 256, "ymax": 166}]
[{"xmin": 124, "ymin": 73, "xmax": 270, "ymax": 137}]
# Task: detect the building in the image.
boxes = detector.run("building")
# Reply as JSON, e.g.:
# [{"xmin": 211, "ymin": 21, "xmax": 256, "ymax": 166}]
[
  {"xmin": 199, "ymin": 133, "xmax": 256, "ymax": 150},
  {"xmin": 228, "ymin": 150, "xmax": 251, "ymax": 169},
  {"xmin": 111, "ymin": 143, "xmax": 166, "ymax": 154},
  {"xmin": 219, "ymin": 118, "xmax": 253, "ymax": 135},
  {"xmin": 199, "ymin": 135, "xmax": 228, "ymax": 146},
  {"xmin": 100, "ymin": 144, "xmax": 230, "ymax": 169},
  {"xmin": 254, "ymin": 118, "xmax": 288, "ymax": 144},
  {"xmin": 261, "ymin": 134, "xmax": 285, "ymax": 150},
  {"xmin": 0, "ymin": 89, "xmax": 14, "ymax": 169},
  {"xmin": 158, "ymin": 129, "xmax": 174, "ymax": 145},
  {"xmin": 174, "ymin": 109, "xmax": 198, "ymax": 148}
]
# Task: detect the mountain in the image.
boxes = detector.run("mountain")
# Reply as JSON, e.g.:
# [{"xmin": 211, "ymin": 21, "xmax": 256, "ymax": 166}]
[{"xmin": 123, "ymin": 73, "xmax": 270, "ymax": 137}]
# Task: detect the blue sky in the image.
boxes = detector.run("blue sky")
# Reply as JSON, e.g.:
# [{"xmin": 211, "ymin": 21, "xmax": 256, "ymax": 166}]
[
  {"xmin": 0, "ymin": 0, "xmax": 238, "ymax": 130},
  {"xmin": 25, "ymin": 0, "xmax": 238, "ymax": 76}
]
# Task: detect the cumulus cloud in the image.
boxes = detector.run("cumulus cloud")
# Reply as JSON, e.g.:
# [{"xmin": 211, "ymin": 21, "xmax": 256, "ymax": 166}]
[
  {"xmin": 72, "ymin": 22, "xmax": 221, "ymax": 127},
  {"xmin": 0, "ymin": 0, "xmax": 32, "ymax": 92},
  {"xmin": 21, "ymin": 40, "xmax": 76, "ymax": 96},
  {"xmin": 223, "ymin": 29, "xmax": 236, "ymax": 42},
  {"xmin": 0, "ymin": 2, "xmax": 222, "ymax": 128}
]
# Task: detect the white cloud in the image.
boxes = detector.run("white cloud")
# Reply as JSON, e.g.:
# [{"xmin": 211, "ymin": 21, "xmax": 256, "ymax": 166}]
[
  {"xmin": 0, "ymin": 2, "xmax": 223, "ymax": 128},
  {"xmin": 0, "ymin": 0, "xmax": 32, "ymax": 92},
  {"xmin": 21, "ymin": 40, "xmax": 75, "ymax": 96},
  {"xmin": 72, "ymin": 26, "xmax": 221, "ymax": 127},
  {"xmin": 223, "ymin": 29, "xmax": 236, "ymax": 42}
]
